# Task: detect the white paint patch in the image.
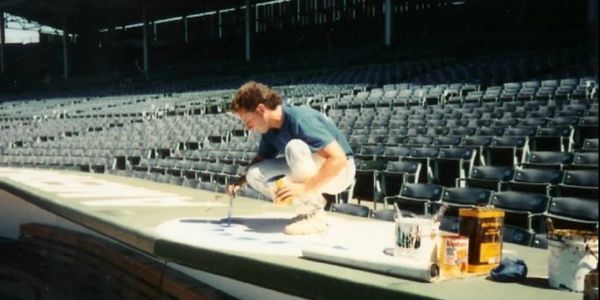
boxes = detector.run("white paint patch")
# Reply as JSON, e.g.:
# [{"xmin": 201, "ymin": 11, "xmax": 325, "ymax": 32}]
[
  {"xmin": 82, "ymin": 198, "xmax": 227, "ymax": 207},
  {"xmin": 0, "ymin": 168, "xmax": 209, "ymax": 208},
  {"xmin": 155, "ymin": 213, "xmax": 395, "ymax": 257},
  {"xmin": 59, "ymin": 189, "xmax": 180, "ymax": 199}
]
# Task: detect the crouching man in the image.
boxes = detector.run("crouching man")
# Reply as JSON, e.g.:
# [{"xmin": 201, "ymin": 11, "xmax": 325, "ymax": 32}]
[{"xmin": 227, "ymin": 81, "xmax": 356, "ymax": 235}]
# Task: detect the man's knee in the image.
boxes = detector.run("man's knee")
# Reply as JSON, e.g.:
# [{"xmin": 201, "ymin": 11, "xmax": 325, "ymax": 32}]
[
  {"xmin": 245, "ymin": 165, "xmax": 263, "ymax": 188},
  {"xmin": 285, "ymin": 139, "xmax": 311, "ymax": 161}
]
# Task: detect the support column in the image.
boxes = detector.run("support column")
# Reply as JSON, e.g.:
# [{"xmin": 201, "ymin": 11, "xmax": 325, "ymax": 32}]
[
  {"xmin": 218, "ymin": 9, "xmax": 222, "ymax": 39},
  {"xmin": 384, "ymin": 0, "xmax": 392, "ymax": 46},
  {"xmin": 153, "ymin": 21, "xmax": 157, "ymax": 42},
  {"xmin": 183, "ymin": 15, "xmax": 188, "ymax": 43},
  {"xmin": 142, "ymin": 6, "xmax": 149, "ymax": 72},
  {"xmin": 245, "ymin": 0, "xmax": 252, "ymax": 62},
  {"xmin": 62, "ymin": 23, "xmax": 69, "ymax": 79},
  {"xmin": 588, "ymin": 0, "xmax": 598, "ymax": 53},
  {"xmin": 0, "ymin": 11, "xmax": 5, "ymax": 75}
]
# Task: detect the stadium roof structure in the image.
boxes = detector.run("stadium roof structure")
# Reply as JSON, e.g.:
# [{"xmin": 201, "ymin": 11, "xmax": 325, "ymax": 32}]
[{"xmin": 0, "ymin": 0, "xmax": 254, "ymax": 34}]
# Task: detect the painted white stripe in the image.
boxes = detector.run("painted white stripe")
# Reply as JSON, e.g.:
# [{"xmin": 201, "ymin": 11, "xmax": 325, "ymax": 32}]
[{"xmin": 82, "ymin": 197, "xmax": 225, "ymax": 207}]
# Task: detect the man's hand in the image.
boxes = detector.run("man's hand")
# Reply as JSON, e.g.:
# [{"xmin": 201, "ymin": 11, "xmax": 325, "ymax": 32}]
[
  {"xmin": 227, "ymin": 174, "xmax": 247, "ymax": 197},
  {"xmin": 274, "ymin": 181, "xmax": 306, "ymax": 202}
]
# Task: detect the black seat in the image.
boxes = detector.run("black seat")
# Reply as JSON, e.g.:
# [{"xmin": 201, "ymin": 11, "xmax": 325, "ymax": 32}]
[
  {"xmin": 355, "ymin": 145, "xmax": 385, "ymax": 161},
  {"xmin": 487, "ymin": 136, "xmax": 528, "ymax": 166},
  {"xmin": 379, "ymin": 160, "xmax": 421, "ymax": 203},
  {"xmin": 330, "ymin": 203, "xmax": 371, "ymax": 218},
  {"xmin": 370, "ymin": 206, "xmax": 418, "ymax": 221},
  {"xmin": 503, "ymin": 225, "xmax": 534, "ymax": 246},
  {"xmin": 456, "ymin": 165, "xmax": 514, "ymax": 190},
  {"xmin": 384, "ymin": 183, "xmax": 444, "ymax": 215},
  {"xmin": 504, "ymin": 127, "xmax": 537, "ymax": 138},
  {"xmin": 521, "ymin": 151, "xmax": 574, "ymax": 171},
  {"xmin": 499, "ymin": 168, "xmax": 562, "ymax": 196},
  {"xmin": 433, "ymin": 136, "xmax": 462, "ymax": 147},
  {"xmin": 380, "ymin": 145, "xmax": 411, "ymax": 161},
  {"xmin": 441, "ymin": 187, "xmax": 492, "ymax": 207},
  {"xmin": 477, "ymin": 127, "xmax": 505, "ymax": 137},
  {"xmin": 460, "ymin": 136, "xmax": 493, "ymax": 166},
  {"xmin": 450, "ymin": 127, "xmax": 476, "ymax": 136},
  {"xmin": 353, "ymin": 160, "xmax": 388, "ymax": 207},
  {"xmin": 402, "ymin": 147, "xmax": 439, "ymax": 183},
  {"xmin": 490, "ymin": 191, "xmax": 550, "ymax": 230},
  {"xmin": 434, "ymin": 148, "xmax": 476, "ymax": 187},
  {"xmin": 533, "ymin": 126, "xmax": 573, "ymax": 152},
  {"xmin": 555, "ymin": 169, "xmax": 599, "ymax": 199},
  {"xmin": 544, "ymin": 196, "xmax": 598, "ymax": 229},
  {"xmin": 569, "ymin": 152, "xmax": 598, "ymax": 170},
  {"xmin": 439, "ymin": 215, "xmax": 460, "ymax": 233},
  {"xmin": 577, "ymin": 116, "xmax": 599, "ymax": 146},
  {"xmin": 581, "ymin": 138, "xmax": 598, "ymax": 152},
  {"xmin": 406, "ymin": 136, "xmax": 434, "ymax": 147}
]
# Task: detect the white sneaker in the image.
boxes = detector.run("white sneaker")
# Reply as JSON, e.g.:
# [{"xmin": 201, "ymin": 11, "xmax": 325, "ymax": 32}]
[{"xmin": 284, "ymin": 210, "xmax": 328, "ymax": 235}]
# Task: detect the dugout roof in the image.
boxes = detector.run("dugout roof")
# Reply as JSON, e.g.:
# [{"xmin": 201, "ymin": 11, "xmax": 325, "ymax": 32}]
[{"xmin": 0, "ymin": 0, "xmax": 254, "ymax": 33}]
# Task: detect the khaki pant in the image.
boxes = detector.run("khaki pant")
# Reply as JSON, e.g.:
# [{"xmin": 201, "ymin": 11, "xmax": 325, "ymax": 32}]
[{"xmin": 246, "ymin": 139, "xmax": 356, "ymax": 212}]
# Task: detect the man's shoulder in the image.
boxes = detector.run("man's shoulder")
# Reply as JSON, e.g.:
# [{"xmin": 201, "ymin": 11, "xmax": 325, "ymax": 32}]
[{"xmin": 286, "ymin": 105, "xmax": 322, "ymax": 120}]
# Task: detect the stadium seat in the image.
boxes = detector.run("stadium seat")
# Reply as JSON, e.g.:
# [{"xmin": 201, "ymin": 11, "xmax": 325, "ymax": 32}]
[
  {"xmin": 330, "ymin": 203, "xmax": 371, "ymax": 218},
  {"xmin": 379, "ymin": 160, "xmax": 421, "ymax": 203},
  {"xmin": 402, "ymin": 147, "xmax": 439, "ymax": 183},
  {"xmin": 487, "ymin": 136, "xmax": 529, "ymax": 166},
  {"xmin": 499, "ymin": 168, "xmax": 562, "ymax": 196},
  {"xmin": 433, "ymin": 136, "xmax": 462, "ymax": 147},
  {"xmin": 544, "ymin": 196, "xmax": 599, "ymax": 228},
  {"xmin": 439, "ymin": 186, "xmax": 492, "ymax": 208},
  {"xmin": 490, "ymin": 191, "xmax": 549, "ymax": 230},
  {"xmin": 477, "ymin": 127, "xmax": 505, "ymax": 137},
  {"xmin": 503, "ymin": 225, "xmax": 534, "ymax": 246},
  {"xmin": 434, "ymin": 148, "xmax": 476, "ymax": 187},
  {"xmin": 439, "ymin": 215, "xmax": 460, "ymax": 233},
  {"xmin": 555, "ymin": 169, "xmax": 599, "ymax": 199},
  {"xmin": 581, "ymin": 138, "xmax": 598, "ymax": 152},
  {"xmin": 532, "ymin": 126, "xmax": 573, "ymax": 152},
  {"xmin": 355, "ymin": 145, "xmax": 385, "ymax": 161},
  {"xmin": 460, "ymin": 136, "xmax": 493, "ymax": 166},
  {"xmin": 456, "ymin": 165, "xmax": 514, "ymax": 190},
  {"xmin": 370, "ymin": 209, "xmax": 396, "ymax": 222},
  {"xmin": 384, "ymin": 183, "xmax": 444, "ymax": 215},
  {"xmin": 521, "ymin": 151, "xmax": 574, "ymax": 171},
  {"xmin": 569, "ymin": 152, "xmax": 598, "ymax": 170},
  {"xmin": 353, "ymin": 160, "xmax": 388, "ymax": 206}
]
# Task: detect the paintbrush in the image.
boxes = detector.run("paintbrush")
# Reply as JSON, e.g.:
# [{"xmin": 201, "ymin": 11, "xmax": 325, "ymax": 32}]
[{"xmin": 227, "ymin": 190, "xmax": 235, "ymax": 227}]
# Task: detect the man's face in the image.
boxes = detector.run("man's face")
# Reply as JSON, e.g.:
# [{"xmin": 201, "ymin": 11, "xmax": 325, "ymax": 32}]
[{"xmin": 237, "ymin": 104, "xmax": 269, "ymax": 134}]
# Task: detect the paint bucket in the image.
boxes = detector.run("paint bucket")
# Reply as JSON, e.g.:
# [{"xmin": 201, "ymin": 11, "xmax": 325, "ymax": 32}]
[
  {"xmin": 394, "ymin": 216, "xmax": 440, "ymax": 262},
  {"xmin": 439, "ymin": 234, "xmax": 469, "ymax": 278},
  {"xmin": 547, "ymin": 229, "xmax": 598, "ymax": 292},
  {"xmin": 583, "ymin": 269, "xmax": 598, "ymax": 300},
  {"xmin": 459, "ymin": 207, "xmax": 504, "ymax": 274},
  {"xmin": 267, "ymin": 175, "xmax": 293, "ymax": 206}
]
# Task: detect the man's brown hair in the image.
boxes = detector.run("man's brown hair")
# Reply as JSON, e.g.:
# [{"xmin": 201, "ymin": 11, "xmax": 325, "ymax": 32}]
[{"xmin": 229, "ymin": 81, "xmax": 282, "ymax": 112}]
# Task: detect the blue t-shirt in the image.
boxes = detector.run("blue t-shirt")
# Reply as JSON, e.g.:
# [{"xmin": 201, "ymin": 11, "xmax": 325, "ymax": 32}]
[{"xmin": 257, "ymin": 105, "xmax": 353, "ymax": 159}]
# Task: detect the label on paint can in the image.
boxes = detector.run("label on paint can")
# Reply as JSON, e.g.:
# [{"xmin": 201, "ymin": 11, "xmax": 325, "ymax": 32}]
[
  {"xmin": 440, "ymin": 235, "xmax": 469, "ymax": 278},
  {"xmin": 267, "ymin": 175, "xmax": 293, "ymax": 206}
]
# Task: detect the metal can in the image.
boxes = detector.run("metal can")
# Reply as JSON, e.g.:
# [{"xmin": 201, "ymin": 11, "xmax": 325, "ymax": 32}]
[{"xmin": 267, "ymin": 174, "xmax": 293, "ymax": 206}]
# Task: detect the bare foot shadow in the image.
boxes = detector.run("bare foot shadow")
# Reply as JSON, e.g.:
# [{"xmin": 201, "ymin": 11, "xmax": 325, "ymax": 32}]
[{"xmin": 180, "ymin": 217, "xmax": 290, "ymax": 234}]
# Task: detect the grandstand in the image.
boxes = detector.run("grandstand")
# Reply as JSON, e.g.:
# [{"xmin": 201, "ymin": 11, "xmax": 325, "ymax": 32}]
[{"xmin": 0, "ymin": 0, "xmax": 598, "ymax": 299}]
